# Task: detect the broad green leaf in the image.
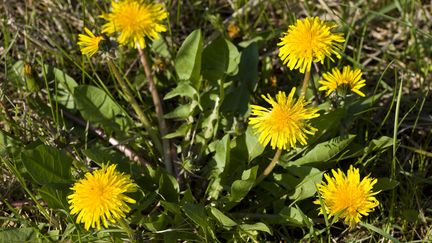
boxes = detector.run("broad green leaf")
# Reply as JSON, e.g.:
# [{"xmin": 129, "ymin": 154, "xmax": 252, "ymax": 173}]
[
  {"xmin": 342, "ymin": 136, "xmax": 393, "ymax": 159},
  {"xmin": 239, "ymin": 222, "xmax": 272, "ymax": 235},
  {"xmin": 54, "ymin": 68, "xmax": 78, "ymax": 109},
  {"xmin": 226, "ymin": 40, "xmax": 240, "ymax": 75},
  {"xmin": 289, "ymin": 135, "xmax": 356, "ymax": 167},
  {"xmin": 164, "ymin": 81, "xmax": 198, "ymax": 100},
  {"xmin": 368, "ymin": 136, "xmax": 393, "ymax": 151},
  {"xmin": 229, "ymin": 166, "xmax": 258, "ymax": 202},
  {"xmin": 202, "ymin": 37, "xmax": 229, "ymax": 82},
  {"xmin": 183, "ymin": 202, "xmax": 208, "ymax": 228},
  {"xmin": 158, "ymin": 172, "xmax": 179, "ymax": 202},
  {"xmin": 175, "ymin": 29, "xmax": 203, "ymax": 87},
  {"xmin": 53, "ymin": 67, "xmax": 77, "ymax": 92},
  {"xmin": 183, "ymin": 202, "xmax": 216, "ymax": 240},
  {"xmin": 374, "ymin": 177, "xmax": 399, "ymax": 191},
  {"xmin": 142, "ymin": 213, "xmax": 169, "ymax": 232},
  {"xmin": 0, "ymin": 228, "xmax": 37, "ymax": 242},
  {"xmin": 236, "ymin": 42, "xmax": 259, "ymax": 91},
  {"xmin": 245, "ymin": 126, "xmax": 264, "ymax": 162},
  {"xmin": 214, "ymin": 134, "xmax": 230, "ymax": 172},
  {"xmin": 164, "ymin": 103, "xmax": 197, "ymax": 119},
  {"xmin": 221, "ymin": 85, "xmax": 250, "ymax": 115},
  {"xmin": 160, "ymin": 201, "xmax": 182, "ymax": 216},
  {"xmin": 279, "ymin": 207, "xmax": 308, "ymax": 227},
  {"xmin": 21, "ymin": 144, "xmax": 72, "ymax": 185},
  {"xmin": 74, "ymin": 85, "xmax": 131, "ymax": 132},
  {"xmin": 287, "ymin": 166, "xmax": 323, "ymax": 201},
  {"xmin": 273, "ymin": 166, "xmax": 323, "ymax": 201},
  {"xmin": 209, "ymin": 207, "xmax": 237, "ymax": 227},
  {"xmin": 164, "ymin": 123, "xmax": 191, "ymax": 139},
  {"xmin": 38, "ymin": 185, "xmax": 69, "ymax": 210}
]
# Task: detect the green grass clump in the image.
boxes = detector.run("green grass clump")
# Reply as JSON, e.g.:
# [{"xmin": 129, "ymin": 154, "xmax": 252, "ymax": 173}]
[{"xmin": 0, "ymin": 0, "xmax": 431, "ymax": 242}]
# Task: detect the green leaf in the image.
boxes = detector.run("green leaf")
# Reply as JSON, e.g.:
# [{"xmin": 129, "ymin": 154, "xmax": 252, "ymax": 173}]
[
  {"xmin": 245, "ymin": 126, "xmax": 264, "ymax": 162},
  {"xmin": 54, "ymin": 68, "xmax": 78, "ymax": 109},
  {"xmin": 164, "ymin": 123, "xmax": 191, "ymax": 139},
  {"xmin": 286, "ymin": 166, "xmax": 323, "ymax": 201},
  {"xmin": 374, "ymin": 177, "xmax": 399, "ymax": 191},
  {"xmin": 74, "ymin": 85, "xmax": 131, "ymax": 132},
  {"xmin": 175, "ymin": 29, "xmax": 203, "ymax": 87},
  {"xmin": 279, "ymin": 207, "xmax": 308, "ymax": 226},
  {"xmin": 202, "ymin": 37, "xmax": 229, "ymax": 82},
  {"xmin": 369, "ymin": 136, "xmax": 393, "ymax": 150},
  {"xmin": 209, "ymin": 207, "xmax": 237, "ymax": 227},
  {"xmin": 221, "ymin": 42, "xmax": 258, "ymax": 115},
  {"xmin": 214, "ymin": 134, "xmax": 230, "ymax": 172},
  {"xmin": 289, "ymin": 135, "xmax": 356, "ymax": 167},
  {"xmin": 164, "ymin": 103, "xmax": 196, "ymax": 119},
  {"xmin": 53, "ymin": 68, "xmax": 77, "ymax": 92},
  {"xmin": 183, "ymin": 202, "xmax": 216, "ymax": 240},
  {"xmin": 158, "ymin": 172, "xmax": 179, "ymax": 202},
  {"xmin": 226, "ymin": 40, "xmax": 240, "ymax": 75},
  {"xmin": 20, "ymin": 144, "xmax": 72, "ymax": 185},
  {"xmin": 38, "ymin": 185, "xmax": 69, "ymax": 210},
  {"xmin": 236, "ymin": 42, "xmax": 259, "ymax": 91},
  {"xmin": 183, "ymin": 202, "xmax": 209, "ymax": 228},
  {"xmin": 160, "ymin": 201, "xmax": 182, "ymax": 216},
  {"xmin": 273, "ymin": 168, "xmax": 319, "ymax": 201},
  {"xmin": 164, "ymin": 81, "xmax": 198, "ymax": 100},
  {"xmin": 0, "ymin": 228, "xmax": 37, "ymax": 242},
  {"xmin": 239, "ymin": 222, "xmax": 272, "ymax": 235},
  {"xmin": 229, "ymin": 166, "xmax": 258, "ymax": 202}
]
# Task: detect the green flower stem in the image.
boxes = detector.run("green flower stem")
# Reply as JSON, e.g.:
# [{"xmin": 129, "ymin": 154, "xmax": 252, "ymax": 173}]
[
  {"xmin": 255, "ymin": 148, "xmax": 282, "ymax": 185},
  {"xmin": 137, "ymin": 47, "xmax": 173, "ymax": 175},
  {"xmin": 107, "ymin": 60, "xmax": 163, "ymax": 158},
  {"xmin": 300, "ymin": 70, "xmax": 311, "ymax": 97}
]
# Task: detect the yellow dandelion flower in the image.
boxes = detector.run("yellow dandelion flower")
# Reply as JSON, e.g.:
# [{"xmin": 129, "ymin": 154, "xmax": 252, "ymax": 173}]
[
  {"xmin": 249, "ymin": 88, "xmax": 320, "ymax": 150},
  {"xmin": 68, "ymin": 164, "xmax": 137, "ymax": 230},
  {"xmin": 314, "ymin": 166, "xmax": 380, "ymax": 227},
  {"xmin": 319, "ymin": 66, "xmax": 366, "ymax": 97},
  {"xmin": 278, "ymin": 17, "xmax": 345, "ymax": 73},
  {"xmin": 77, "ymin": 27, "xmax": 104, "ymax": 57},
  {"xmin": 101, "ymin": 0, "xmax": 168, "ymax": 48}
]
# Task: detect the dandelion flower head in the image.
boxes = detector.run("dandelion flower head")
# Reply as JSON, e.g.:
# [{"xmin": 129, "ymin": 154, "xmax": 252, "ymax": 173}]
[
  {"xmin": 319, "ymin": 66, "xmax": 366, "ymax": 97},
  {"xmin": 249, "ymin": 88, "xmax": 320, "ymax": 150},
  {"xmin": 278, "ymin": 17, "xmax": 345, "ymax": 73},
  {"xmin": 68, "ymin": 164, "xmax": 137, "ymax": 230},
  {"xmin": 77, "ymin": 27, "xmax": 104, "ymax": 57},
  {"xmin": 101, "ymin": 0, "xmax": 168, "ymax": 48},
  {"xmin": 314, "ymin": 166, "xmax": 380, "ymax": 227}
]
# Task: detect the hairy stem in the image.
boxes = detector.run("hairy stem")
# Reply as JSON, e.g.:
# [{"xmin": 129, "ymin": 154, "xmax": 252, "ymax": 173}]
[
  {"xmin": 137, "ymin": 47, "xmax": 173, "ymax": 175},
  {"xmin": 255, "ymin": 149, "xmax": 282, "ymax": 185},
  {"xmin": 300, "ymin": 70, "xmax": 311, "ymax": 97}
]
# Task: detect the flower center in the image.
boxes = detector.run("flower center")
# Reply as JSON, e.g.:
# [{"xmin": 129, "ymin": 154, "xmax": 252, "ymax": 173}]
[{"xmin": 270, "ymin": 106, "xmax": 296, "ymax": 131}]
